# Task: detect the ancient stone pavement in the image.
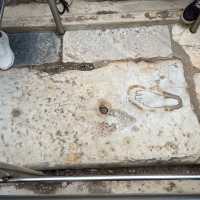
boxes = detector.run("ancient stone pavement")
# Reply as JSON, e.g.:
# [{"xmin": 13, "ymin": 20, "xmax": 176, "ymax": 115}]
[{"xmin": 1, "ymin": 0, "xmax": 200, "ymax": 195}]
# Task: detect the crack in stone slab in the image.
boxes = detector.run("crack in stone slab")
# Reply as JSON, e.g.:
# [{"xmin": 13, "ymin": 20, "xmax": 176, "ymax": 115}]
[{"xmin": 170, "ymin": 24, "xmax": 200, "ymax": 124}]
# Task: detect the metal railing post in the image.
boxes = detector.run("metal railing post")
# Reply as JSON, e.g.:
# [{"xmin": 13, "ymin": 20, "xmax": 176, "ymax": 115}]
[
  {"xmin": 190, "ymin": 15, "xmax": 200, "ymax": 33},
  {"xmin": 0, "ymin": 0, "xmax": 5, "ymax": 28},
  {"xmin": 0, "ymin": 162, "xmax": 44, "ymax": 178},
  {"xmin": 47, "ymin": 0, "xmax": 65, "ymax": 35}
]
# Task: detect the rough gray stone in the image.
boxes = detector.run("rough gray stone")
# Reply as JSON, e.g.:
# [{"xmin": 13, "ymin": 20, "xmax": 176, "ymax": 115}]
[
  {"xmin": 1, "ymin": 179, "xmax": 200, "ymax": 195},
  {"xmin": 194, "ymin": 73, "xmax": 200, "ymax": 106},
  {"xmin": 3, "ymin": 0, "xmax": 190, "ymax": 31},
  {"xmin": 172, "ymin": 24, "xmax": 200, "ymax": 69},
  {"xmin": 9, "ymin": 32, "xmax": 61, "ymax": 67},
  {"xmin": 63, "ymin": 26, "xmax": 172, "ymax": 63},
  {"xmin": 0, "ymin": 60, "xmax": 200, "ymax": 168}
]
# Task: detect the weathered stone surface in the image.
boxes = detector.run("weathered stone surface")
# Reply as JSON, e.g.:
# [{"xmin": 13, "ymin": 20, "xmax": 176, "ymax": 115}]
[
  {"xmin": 3, "ymin": 1, "xmax": 189, "ymax": 31},
  {"xmin": 172, "ymin": 24, "xmax": 200, "ymax": 69},
  {"xmin": 0, "ymin": 60, "xmax": 200, "ymax": 168},
  {"xmin": 9, "ymin": 32, "xmax": 61, "ymax": 66},
  {"xmin": 63, "ymin": 26, "xmax": 172, "ymax": 63},
  {"xmin": 1, "ymin": 180, "xmax": 200, "ymax": 195},
  {"xmin": 194, "ymin": 73, "xmax": 200, "ymax": 104}
]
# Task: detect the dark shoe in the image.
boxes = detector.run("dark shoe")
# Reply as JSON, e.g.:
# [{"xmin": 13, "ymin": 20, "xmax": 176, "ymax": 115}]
[{"xmin": 182, "ymin": 0, "xmax": 200, "ymax": 24}]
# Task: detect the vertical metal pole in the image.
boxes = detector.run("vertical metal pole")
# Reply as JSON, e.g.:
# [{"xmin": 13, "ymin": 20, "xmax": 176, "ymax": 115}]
[
  {"xmin": 190, "ymin": 15, "xmax": 200, "ymax": 33},
  {"xmin": 0, "ymin": 0, "xmax": 5, "ymax": 28},
  {"xmin": 48, "ymin": 0, "xmax": 65, "ymax": 35},
  {"xmin": 0, "ymin": 162, "xmax": 45, "ymax": 176}
]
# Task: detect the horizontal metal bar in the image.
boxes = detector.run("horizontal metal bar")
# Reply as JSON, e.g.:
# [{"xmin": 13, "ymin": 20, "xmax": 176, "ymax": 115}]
[
  {"xmin": 1, "ymin": 195, "xmax": 200, "ymax": 200},
  {"xmin": 1, "ymin": 174, "xmax": 200, "ymax": 183},
  {"xmin": 0, "ymin": 162, "xmax": 44, "ymax": 176}
]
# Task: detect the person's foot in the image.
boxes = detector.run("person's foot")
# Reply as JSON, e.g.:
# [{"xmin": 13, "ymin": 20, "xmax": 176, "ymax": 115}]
[
  {"xmin": 0, "ymin": 31, "xmax": 14, "ymax": 70},
  {"xmin": 182, "ymin": 0, "xmax": 200, "ymax": 24}
]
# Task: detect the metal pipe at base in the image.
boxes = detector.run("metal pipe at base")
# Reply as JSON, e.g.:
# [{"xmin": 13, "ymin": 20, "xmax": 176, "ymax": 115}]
[
  {"xmin": 0, "ymin": 0, "xmax": 5, "ymax": 28},
  {"xmin": 47, "ymin": 0, "xmax": 65, "ymax": 35},
  {"xmin": 1, "ymin": 174, "xmax": 200, "ymax": 183},
  {"xmin": 0, "ymin": 162, "xmax": 44, "ymax": 177},
  {"xmin": 190, "ymin": 15, "xmax": 200, "ymax": 33},
  {"xmin": 1, "ymin": 195, "xmax": 200, "ymax": 200}
]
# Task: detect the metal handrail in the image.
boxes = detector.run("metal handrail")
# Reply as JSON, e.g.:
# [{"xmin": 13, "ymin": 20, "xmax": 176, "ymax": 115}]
[
  {"xmin": 1, "ymin": 174, "xmax": 200, "ymax": 183},
  {"xmin": 0, "ymin": 0, "xmax": 5, "ymax": 28},
  {"xmin": 0, "ymin": 162, "xmax": 44, "ymax": 178},
  {"xmin": 190, "ymin": 14, "xmax": 200, "ymax": 33},
  {"xmin": 47, "ymin": 0, "xmax": 65, "ymax": 34},
  {"xmin": 0, "ymin": 0, "xmax": 64, "ymax": 34}
]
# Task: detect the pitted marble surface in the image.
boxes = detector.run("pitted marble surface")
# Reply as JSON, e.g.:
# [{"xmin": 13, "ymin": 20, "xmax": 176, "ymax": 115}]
[
  {"xmin": 0, "ymin": 60, "xmax": 200, "ymax": 168},
  {"xmin": 63, "ymin": 26, "xmax": 172, "ymax": 63}
]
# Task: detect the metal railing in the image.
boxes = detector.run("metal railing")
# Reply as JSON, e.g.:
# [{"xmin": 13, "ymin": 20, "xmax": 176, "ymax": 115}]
[
  {"xmin": 0, "ymin": 0, "xmax": 5, "ymax": 28},
  {"xmin": 1, "ymin": 162, "xmax": 200, "ymax": 184},
  {"xmin": 0, "ymin": 0, "xmax": 65, "ymax": 34},
  {"xmin": 47, "ymin": 0, "xmax": 65, "ymax": 34},
  {"xmin": 1, "ymin": 195, "xmax": 200, "ymax": 200},
  {"xmin": 2, "ymin": 174, "xmax": 200, "ymax": 183}
]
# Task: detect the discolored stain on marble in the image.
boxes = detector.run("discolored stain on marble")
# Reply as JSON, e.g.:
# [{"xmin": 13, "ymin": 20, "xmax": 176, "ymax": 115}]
[
  {"xmin": 11, "ymin": 108, "xmax": 22, "ymax": 118},
  {"xmin": 9, "ymin": 32, "xmax": 61, "ymax": 67}
]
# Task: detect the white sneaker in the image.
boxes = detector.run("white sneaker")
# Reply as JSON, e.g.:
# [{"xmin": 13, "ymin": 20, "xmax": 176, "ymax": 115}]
[{"xmin": 0, "ymin": 31, "xmax": 14, "ymax": 70}]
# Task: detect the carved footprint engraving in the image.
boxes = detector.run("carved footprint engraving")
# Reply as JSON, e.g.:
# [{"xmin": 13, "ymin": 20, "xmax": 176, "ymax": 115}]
[{"xmin": 128, "ymin": 85, "xmax": 183, "ymax": 111}]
